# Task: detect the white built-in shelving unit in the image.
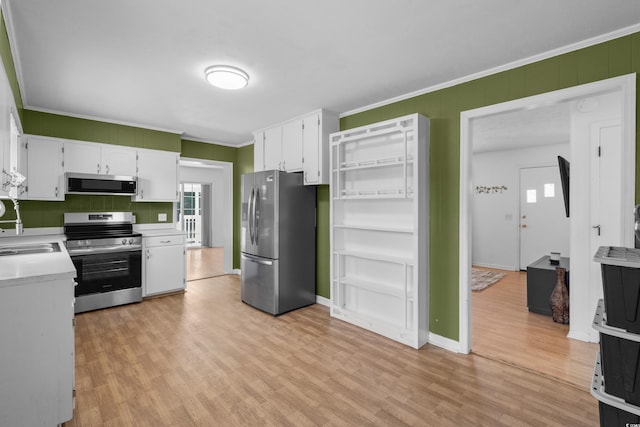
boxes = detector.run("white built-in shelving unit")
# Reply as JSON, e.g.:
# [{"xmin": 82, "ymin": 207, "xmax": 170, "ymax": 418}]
[{"xmin": 329, "ymin": 113, "xmax": 429, "ymax": 349}]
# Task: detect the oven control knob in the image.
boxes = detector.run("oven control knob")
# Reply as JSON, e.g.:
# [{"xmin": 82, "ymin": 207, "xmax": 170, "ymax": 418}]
[
  {"xmin": 128, "ymin": 238, "xmax": 134, "ymax": 244},
  {"xmin": 122, "ymin": 239, "xmax": 127, "ymax": 245}
]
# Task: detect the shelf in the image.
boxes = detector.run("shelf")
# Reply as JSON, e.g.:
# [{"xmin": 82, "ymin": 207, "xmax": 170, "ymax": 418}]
[
  {"xmin": 333, "ymin": 276, "xmax": 404, "ymax": 298},
  {"xmin": 334, "ymin": 249, "xmax": 413, "ymax": 265},
  {"xmin": 334, "ymin": 155, "xmax": 413, "ymax": 172},
  {"xmin": 333, "ymin": 224, "xmax": 413, "ymax": 234},
  {"xmin": 334, "ymin": 187, "xmax": 413, "ymax": 200},
  {"xmin": 331, "ymin": 122, "xmax": 407, "ymax": 145}
]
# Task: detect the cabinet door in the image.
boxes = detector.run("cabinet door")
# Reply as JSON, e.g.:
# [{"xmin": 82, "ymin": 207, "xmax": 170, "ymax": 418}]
[
  {"xmin": 145, "ymin": 244, "xmax": 185, "ymax": 295},
  {"xmin": 64, "ymin": 141, "xmax": 101, "ymax": 174},
  {"xmin": 302, "ymin": 113, "xmax": 320, "ymax": 184},
  {"xmin": 135, "ymin": 149, "xmax": 179, "ymax": 202},
  {"xmin": 253, "ymin": 131, "xmax": 265, "ymax": 172},
  {"xmin": 282, "ymin": 119, "xmax": 303, "ymax": 172},
  {"xmin": 25, "ymin": 137, "xmax": 64, "ymax": 200},
  {"xmin": 263, "ymin": 126, "xmax": 282, "ymax": 171},
  {"xmin": 101, "ymin": 145, "xmax": 137, "ymax": 176}
]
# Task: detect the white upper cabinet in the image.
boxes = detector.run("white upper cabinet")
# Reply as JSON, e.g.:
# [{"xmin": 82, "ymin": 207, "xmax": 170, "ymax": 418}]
[
  {"xmin": 23, "ymin": 135, "xmax": 64, "ymax": 200},
  {"xmin": 64, "ymin": 140, "xmax": 137, "ymax": 176},
  {"xmin": 282, "ymin": 119, "xmax": 303, "ymax": 172},
  {"xmin": 64, "ymin": 140, "xmax": 101, "ymax": 174},
  {"xmin": 133, "ymin": 148, "xmax": 179, "ymax": 202},
  {"xmin": 263, "ymin": 126, "xmax": 282, "ymax": 171},
  {"xmin": 101, "ymin": 145, "xmax": 137, "ymax": 176},
  {"xmin": 253, "ymin": 109, "xmax": 338, "ymax": 185}
]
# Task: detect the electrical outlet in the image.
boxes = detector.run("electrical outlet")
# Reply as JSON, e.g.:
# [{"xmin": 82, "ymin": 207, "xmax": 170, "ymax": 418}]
[{"xmin": 158, "ymin": 213, "xmax": 167, "ymax": 222}]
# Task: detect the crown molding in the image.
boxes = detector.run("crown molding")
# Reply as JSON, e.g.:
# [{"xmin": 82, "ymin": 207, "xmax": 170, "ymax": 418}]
[{"xmin": 340, "ymin": 23, "xmax": 640, "ymax": 118}]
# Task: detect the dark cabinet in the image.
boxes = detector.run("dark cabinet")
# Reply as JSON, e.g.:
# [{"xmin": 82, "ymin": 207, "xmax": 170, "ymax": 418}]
[{"xmin": 526, "ymin": 255, "xmax": 570, "ymax": 316}]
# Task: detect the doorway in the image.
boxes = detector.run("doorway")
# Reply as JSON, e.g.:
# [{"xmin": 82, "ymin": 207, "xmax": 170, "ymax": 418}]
[
  {"xmin": 179, "ymin": 158, "xmax": 234, "ymax": 277},
  {"xmin": 459, "ymin": 74, "xmax": 636, "ymax": 358}
]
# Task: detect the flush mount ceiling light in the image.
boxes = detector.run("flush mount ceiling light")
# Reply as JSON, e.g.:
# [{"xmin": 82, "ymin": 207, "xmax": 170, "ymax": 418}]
[{"xmin": 204, "ymin": 65, "xmax": 249, "ymax": 90}]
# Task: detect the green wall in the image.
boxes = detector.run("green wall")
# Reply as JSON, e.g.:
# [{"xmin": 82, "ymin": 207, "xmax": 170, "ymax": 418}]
[
  {"xmin": 337, "ymin": 32, "xmax": 640, "ymax": 340},
  {"xmin": 0, "ymin": 10, "xmax": 23, "ymax": 123}
]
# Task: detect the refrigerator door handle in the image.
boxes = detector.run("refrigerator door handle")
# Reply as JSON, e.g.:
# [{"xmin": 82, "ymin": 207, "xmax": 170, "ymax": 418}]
[
  {"xmin": 253, "ymin": 188, "xmax": 260, "ymax": 245},
  {"xmin": 248, "ymin": 188, "xmax": 255, "ymax": 244},
  {"xmin": 241, "ymin": 253, "xmax": 273, "ymax": 266}
]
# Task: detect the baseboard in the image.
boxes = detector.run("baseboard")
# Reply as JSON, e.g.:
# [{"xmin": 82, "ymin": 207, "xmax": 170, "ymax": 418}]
[
  {"xmin": 315, "ymin": 295, "xmax": 330, "ymax": 307},
  {"xmin": 428, "ymin": 332, "xmax": 464, "ymax": 353},
  {"xmin": 472, "ymin": 262, "xmax": 516, "ymax": 271},
  {"xmin": 232, "ymin": 269, "xmax": 241, "ymax": 275},
  {"xmin": 568, "ymin": 329, "xmax": 598, "ymax": 343}
]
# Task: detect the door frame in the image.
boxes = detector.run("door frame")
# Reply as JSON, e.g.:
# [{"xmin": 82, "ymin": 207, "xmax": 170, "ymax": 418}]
[
  {"xmin": 458, "ymin": 73, "xmax": 636, "ymax": 354},
  {"xmin": 178, "ymin": 157, "xmax": 234, "ymax": 274}
]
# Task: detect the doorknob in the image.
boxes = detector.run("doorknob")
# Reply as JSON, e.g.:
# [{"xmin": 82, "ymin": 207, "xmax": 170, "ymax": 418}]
[
  {"xmin": 593, "ymin": 225, "xmax": 601, "ymax": 236},
  {"xmin": 522, "ymin": 215, "xmax": 527, "ymax": 219},
  {"xmin": 521, "ymin": 224, "xmax": 527, "ymax": 228}
]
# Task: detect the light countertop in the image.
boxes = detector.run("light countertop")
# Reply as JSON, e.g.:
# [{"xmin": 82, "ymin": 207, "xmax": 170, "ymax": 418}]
[
  {"xmin": 0, "ymin": 235, "xmax": 76, "ymax": 287},
  {"xmin": 139, "ymin": 228, "xmax": 186, "ymax": 237}
]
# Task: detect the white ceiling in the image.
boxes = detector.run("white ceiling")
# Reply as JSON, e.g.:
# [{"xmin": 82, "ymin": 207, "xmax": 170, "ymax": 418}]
[
  {"xmin": 471, "ymin": 103, "xmax": 571, "ymax": 153},
  {"xmin": 5, "ymin": 0, "xmax": 640, "ymax": 146}
]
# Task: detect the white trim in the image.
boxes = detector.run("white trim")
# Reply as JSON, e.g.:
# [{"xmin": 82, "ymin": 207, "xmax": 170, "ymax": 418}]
[
  {"xmin": 232, "ymin": 268, "xmax": 241, "ymax": 275},
  {"xmin": 182, "ymin": 135, "xmax": 251, "ymax": 148},
  {"xmin": 1, "ymin": 0, "xmax": 27, "ymax": 110},
  {"xmin": 315, "ymin": 295, "xmax": 330, "ymax": 307},
  {"xmin": 428, "ymin": 332, "xmax": 462, "ymax": 353},
  {"xmin": 24, "ymin": 106, "xmax": 183, "ymax": 136},
  {"xmin": 340, "ymin": 23, "xmax": 640, "ymax": 118},
  {"xmin": 459, "ymin": 73, "xmax": 636, "ymax": 354},
  {"xmin": 472, "ymin": 263, "xmax": 516, "ymax": 271}
]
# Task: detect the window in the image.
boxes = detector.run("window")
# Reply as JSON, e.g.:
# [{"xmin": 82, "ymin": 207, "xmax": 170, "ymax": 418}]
[
  {"xmin": 544, "ymin": 183, "xmax": 555, "ymax": 198},
  {"xmin": 527, "ymin": 189, "xmax": 537, "ymax": 203}
]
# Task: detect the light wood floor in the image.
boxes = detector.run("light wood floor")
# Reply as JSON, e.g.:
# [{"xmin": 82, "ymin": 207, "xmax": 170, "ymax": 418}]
[
  {"xmin": 67, "ymin": 274, "xmax": 599, "ymax": 426},
  {"xmin": 471, "ymin": 267, "xmax": 599, "ymax": 390},
  {"xmin": 186, "ymin": 247, "xmax": 224, "ymax": 281}
]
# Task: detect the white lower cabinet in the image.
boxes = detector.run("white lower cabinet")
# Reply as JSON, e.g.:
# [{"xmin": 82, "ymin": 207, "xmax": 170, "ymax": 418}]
[
  {"xmin": 0, "ymin": 277, "xmax": 75, "ymax": 426},
  {"xmin": 143, "ymin": 233, "xmax": 186, "ymax": 296},
  {"xmin": 330, "ymin": 113, "xmax": 429, "ymax": 349}
]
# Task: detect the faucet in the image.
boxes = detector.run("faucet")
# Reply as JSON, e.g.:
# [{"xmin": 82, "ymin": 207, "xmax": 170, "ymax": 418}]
[
  {"xmin": 0, "ymin": 198, "xmax": 23, "ymax": 235},
  {"xmin": 0, "ymin": 170, "xmax": 26, "ymax": 235}
]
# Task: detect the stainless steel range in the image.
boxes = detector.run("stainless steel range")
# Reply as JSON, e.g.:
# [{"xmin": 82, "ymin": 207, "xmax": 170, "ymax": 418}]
[{"xmin": 64, "ymin": 212, "xmax": 142, "ymax": 313}]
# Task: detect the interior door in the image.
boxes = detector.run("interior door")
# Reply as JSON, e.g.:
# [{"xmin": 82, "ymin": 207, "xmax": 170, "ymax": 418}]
[
  {"xmin": 589, "ymin": 121, "xmax": 623, "ymax": 340},
  {"xmin": 519, "ymin": 165, "xmax": 570, "ymax": 269}
]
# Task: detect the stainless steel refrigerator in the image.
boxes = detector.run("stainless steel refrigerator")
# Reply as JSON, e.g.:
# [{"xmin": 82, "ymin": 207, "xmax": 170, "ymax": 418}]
[{"xmin": 241, "ymin": 170, "xmax": 316, "ymax": 315}]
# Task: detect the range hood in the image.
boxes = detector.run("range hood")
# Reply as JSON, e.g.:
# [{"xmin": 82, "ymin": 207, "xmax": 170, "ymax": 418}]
[{"xmin": 65, "ymin": 172, "xmax": 137, "ymax": 196}]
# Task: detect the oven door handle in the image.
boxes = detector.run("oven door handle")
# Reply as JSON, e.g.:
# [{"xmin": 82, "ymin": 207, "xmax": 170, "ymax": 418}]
[{"xmin": 67, "ymin": 245, "xmax": 142, "ymax": 256}]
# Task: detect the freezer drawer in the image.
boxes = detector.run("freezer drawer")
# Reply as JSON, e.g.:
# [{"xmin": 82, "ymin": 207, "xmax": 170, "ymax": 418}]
[{"xmin": 241, "ymin": 253, "xmax": 279, "ymax": 315}]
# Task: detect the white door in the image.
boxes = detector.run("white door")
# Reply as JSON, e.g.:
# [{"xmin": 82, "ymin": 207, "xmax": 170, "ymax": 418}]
[
  {"xmin": 282, "ymin": 119, "xmax": 303, "ymax": 171},
  {"xmin": 519, "ymin": 166, "xmax": 570, "ymax": 269},
  {"xmin": 589, "ymin": 121, "xmax": 623, "ymax": 339},
  {"xmin": 302, "ymin": 112, "xmax": 320, "ymax": 184},
  {"xmin": 263, "ymin": 127, "xmax": 282, "ymax": 170}
]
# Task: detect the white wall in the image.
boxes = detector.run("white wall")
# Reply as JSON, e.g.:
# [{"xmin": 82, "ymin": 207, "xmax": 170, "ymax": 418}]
[
  {"xmin": 472, "ymin": 143, "xmax": 570, "ymax": 270},
  {"xmin": 179, "ymin": 165, "xmax": 228, "ymax": 247}
]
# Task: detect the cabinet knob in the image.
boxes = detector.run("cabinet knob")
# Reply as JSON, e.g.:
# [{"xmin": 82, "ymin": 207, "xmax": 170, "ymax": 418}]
[{"xmin": 97, "ymin": 163, "xmax": 100, "ymax": 173}]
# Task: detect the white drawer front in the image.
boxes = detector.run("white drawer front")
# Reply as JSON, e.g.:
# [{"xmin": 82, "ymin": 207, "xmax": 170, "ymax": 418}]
[{"xmin": 144, "ymin": 234, "xmax": 185, "ymax": 247}]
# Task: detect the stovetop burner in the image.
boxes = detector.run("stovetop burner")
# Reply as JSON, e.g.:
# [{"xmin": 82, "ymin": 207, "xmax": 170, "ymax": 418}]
[{"xmin": 64, "ymin": 212, "xmax": 142, "ymax": 250}]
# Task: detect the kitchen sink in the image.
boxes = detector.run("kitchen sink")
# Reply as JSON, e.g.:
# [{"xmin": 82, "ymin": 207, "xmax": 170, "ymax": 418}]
[{"xmin": 0, "ymin": 242, "xmax": 61, "ymax": 256}]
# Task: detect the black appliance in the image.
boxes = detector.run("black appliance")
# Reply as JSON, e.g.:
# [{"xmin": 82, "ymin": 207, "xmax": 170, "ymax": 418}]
[
  {"xmin": 65, "ymin": 172, "xmax": 137, "ymax": 196},
  {"xmin": 64, "ymin": 212, "xmax": 142, "ymax": 313}
]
